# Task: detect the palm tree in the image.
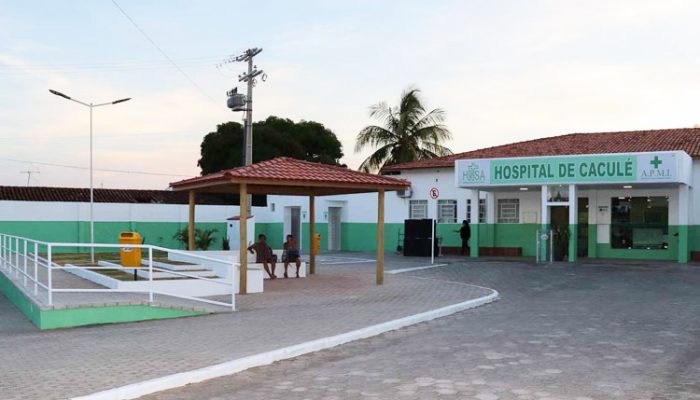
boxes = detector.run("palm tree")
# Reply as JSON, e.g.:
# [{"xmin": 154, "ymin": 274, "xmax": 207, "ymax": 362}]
[{"xmin": 355, "ymin": 87, "xmax": 452, "ymax": 172}]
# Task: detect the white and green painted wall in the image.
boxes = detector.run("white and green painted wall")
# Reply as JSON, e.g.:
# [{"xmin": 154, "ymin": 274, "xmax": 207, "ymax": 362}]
[
  {"xmin": 0, "ymin": 201, "xmax": 236, "ymax": 252},
  {"xmin": 0, "ymin": 153, "xmax": 697, "ymax": 263}
]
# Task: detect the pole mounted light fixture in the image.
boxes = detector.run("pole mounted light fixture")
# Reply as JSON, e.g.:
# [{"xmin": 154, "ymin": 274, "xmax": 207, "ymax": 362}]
[
  {"xmin": 49, "ymin": 89, "xmax": 71, "ymax": 100},
  {"xmin": 48, "ymin": 89, "xmax": 132, "ymax": 263}
]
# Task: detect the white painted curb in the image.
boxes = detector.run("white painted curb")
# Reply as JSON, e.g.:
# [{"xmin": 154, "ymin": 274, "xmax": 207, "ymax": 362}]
[
  {"xmin": 73, "ymin": 289, "xmax": 498, "ymax": 400},
  {"xmin": 387, "ymin": 263, "xmax": 449, "ymax": 274}
]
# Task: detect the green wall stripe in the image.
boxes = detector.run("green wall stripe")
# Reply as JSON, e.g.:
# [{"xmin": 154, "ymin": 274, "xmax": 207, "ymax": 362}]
[
  {"xmin": 1, "ymin": 271, "xmax": 205, "ymax": 329},
  {"xmin": 0, "ymin": 271, "xmax": 41, "ymax": 326},
  {"xmin": 569, "ymin": 224, "xmax": 578, "ymax": 262},
  {"xmin": 38, "ymin": 305, "xmax": 205, "ymax": 330},
  {"xmin": 0, "ymin": 221, "xmax": 228, "ymax": 252},
  {"xmin": 2, "ymin": 220, "xmax": 698, "ymax": 260}
]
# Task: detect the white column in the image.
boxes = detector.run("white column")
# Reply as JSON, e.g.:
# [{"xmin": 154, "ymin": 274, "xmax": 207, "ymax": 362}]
[
  {"xmin": 469, "ymin": 190, "xmax": 480, "ymax": 257},
  {"xmin": 568, "ymin": 184, "xmax": 578, "ymax": 262},
  {"xmin": 539, "ymin": 185, "xmax": 550, "ymax": 261},
  {"xmin": 485, "ymin": 192, "xmax": 496, "ymax": 224},
  {"xmin": 678, "ymin": 184, "xmax": 690, "ymax": 263},
  {"xmin": 540, "ymin": 185, "xmax": 549, "ymax": 227}
]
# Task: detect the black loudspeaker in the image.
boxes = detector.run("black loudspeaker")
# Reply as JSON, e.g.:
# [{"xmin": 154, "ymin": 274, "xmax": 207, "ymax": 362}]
[{"xmin": 403, "ymin": 219, "xmax": 437, "ymax": 257}]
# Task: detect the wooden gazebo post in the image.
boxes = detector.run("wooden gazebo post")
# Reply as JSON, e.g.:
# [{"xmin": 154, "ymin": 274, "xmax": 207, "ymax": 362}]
[
  {"xmin": 188, "ymin": 190, "xmax": 196, "ymax": 251},
  {"xmin": 239, "ymin": 183, "xmax": 248, "ymax": 294},
  {"xmin": 377, "ymin": 189, "xmax": 385, "ymax": 285}
]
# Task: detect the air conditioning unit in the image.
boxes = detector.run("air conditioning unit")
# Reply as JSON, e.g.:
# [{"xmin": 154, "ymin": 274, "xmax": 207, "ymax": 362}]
[{"xmin": 396, "ymin": 188, "xmax": 413, "ymax": 198}]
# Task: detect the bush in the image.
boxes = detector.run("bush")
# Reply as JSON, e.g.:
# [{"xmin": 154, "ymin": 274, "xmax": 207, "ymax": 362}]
[{"xmin": 173, "ymin": 226, "xmax": 219, "ymax": 250}]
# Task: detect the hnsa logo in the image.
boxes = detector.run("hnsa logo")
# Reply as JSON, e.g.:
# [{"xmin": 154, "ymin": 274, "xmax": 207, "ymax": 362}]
[
  {"xmin": 640, "ymin": 155, "xmax": 672, "ymax": 180},
  {"xmin": 462, "ymin": 162, "xmax": 486, "ymax": 183}
]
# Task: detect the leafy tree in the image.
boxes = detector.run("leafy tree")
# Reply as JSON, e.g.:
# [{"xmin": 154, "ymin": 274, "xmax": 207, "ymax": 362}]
[
  {"xmin": 198, "ymin": 116, "xmax": 344, "ymax": 175},
  {"xmin": 355, "ymin": 87, "xmax": 452, "ymax": 172}
]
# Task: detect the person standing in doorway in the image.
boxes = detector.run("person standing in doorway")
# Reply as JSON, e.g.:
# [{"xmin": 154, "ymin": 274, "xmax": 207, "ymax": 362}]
[{"xmin": 457, "ymin": 220, "xmax": 471, "ymax": 255}]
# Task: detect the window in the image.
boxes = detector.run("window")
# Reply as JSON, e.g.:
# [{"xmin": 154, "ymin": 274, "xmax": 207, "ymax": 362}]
[
  {"xmin": 610, "ymin": 196, "xmax": 669, "ymax": 249},
  {"xmin": 409, "ymin": 200, "xmax": 428, "ymax": 219},
  {"xmin": 466, "ymin": 199, "xmax": 487, "ymax": 223},
  {"xmin": 437, "ymin": 199, "xmax": 458, "ymax": 223},
  {"xmin": 497, "ymin": 199, "xmax": 520, "ymax": 223}
]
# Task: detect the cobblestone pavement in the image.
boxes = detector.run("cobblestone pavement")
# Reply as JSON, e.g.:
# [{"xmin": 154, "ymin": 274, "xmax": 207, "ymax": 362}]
[
  {"xmin": 0, "ymin": 255, "xmax": 491, "ymax": 400},
  {"xmin": 145, "ymin": 260, "xmax": 700, "ymax": 400}
]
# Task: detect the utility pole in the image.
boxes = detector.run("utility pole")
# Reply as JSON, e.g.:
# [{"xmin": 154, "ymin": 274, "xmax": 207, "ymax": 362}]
[
  {"xmin": 222, "ymin": 48, "xmax": 266, "ymax": 214},
  {"xmin": 20, "ymin": 169, "xmax": 40, "ymax": 186},
  {"xmin": 221, "ymin": 47, "xmax": 265, "ymax": 166}
]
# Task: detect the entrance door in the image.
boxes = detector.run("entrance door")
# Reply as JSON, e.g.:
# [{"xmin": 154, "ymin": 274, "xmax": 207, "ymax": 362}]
[
  {"xmin": 577, "ymin": 198, "xmax": 589, "ymax": 258},
  {"xmin": 550, "ymin": 206, "xmax": 569, "ymax": 261},
  {"xmin": 284, "ymin": 206, "xmax": 302, "ymax": 250},
  {"xmin": 328, "ymin": 207, "xmax": 342, "ymax": 251}
]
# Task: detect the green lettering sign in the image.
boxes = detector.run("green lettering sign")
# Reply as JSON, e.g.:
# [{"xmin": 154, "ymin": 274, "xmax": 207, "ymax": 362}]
[{"xmin": 488, "ymin": 155, "xmax": 636, "ymax": 184}]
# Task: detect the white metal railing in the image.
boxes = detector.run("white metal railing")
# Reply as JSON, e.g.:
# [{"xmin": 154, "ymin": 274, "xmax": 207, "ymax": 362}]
[{"xmin": 0, "ymin": 233, "xmax": 236, "ymax": 311}]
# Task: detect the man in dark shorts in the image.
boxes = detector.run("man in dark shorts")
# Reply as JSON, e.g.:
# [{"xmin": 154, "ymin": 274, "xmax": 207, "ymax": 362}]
[
  {"xmin": 458, "ymin": 220, "xmax": 471, "ymax": 255},
  {"xmin": 247, "ymin": 234, "xmax": 277, "ymax": 279},
  {"xmin": 282, "ymin": 234, "xmax": 301, "ymax": 278}
]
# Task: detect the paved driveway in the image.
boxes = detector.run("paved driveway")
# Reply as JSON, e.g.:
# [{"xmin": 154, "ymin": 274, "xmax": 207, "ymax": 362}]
[
  {"xmin": 145, "ymin": 260, "xmax": 700, "ymax": 400},
  {"xmin": 0, "ymin": 256, "xmax": 489, "ymax": 400}
]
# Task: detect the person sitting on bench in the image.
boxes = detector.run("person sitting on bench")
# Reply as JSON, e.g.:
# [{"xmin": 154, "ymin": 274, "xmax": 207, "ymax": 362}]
[
  {"xmin": 282, "ymin": 234, "xmax": 301, "ymax": 278},
  {"xmin": 248, "ymin": 234, "xmax": 276, "ymax": 279}
]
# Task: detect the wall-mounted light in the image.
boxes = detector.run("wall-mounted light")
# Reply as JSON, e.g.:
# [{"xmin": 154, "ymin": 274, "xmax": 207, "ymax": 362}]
[
  {"xmin": 270, "ymin": 203, "xmax": 276, "ymax": 211},
  {"xmin": 519, "ymin": 187, "xmax": 528, "ymax": 191},
  {"xmin": 622, "ymin": 185, "xmax": 633, "ymax": 189}
]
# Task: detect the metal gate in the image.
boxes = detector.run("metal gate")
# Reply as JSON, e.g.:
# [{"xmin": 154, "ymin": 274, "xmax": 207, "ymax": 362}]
[{"xmin": 328, "ymin": 207, "xmax": 342, "ymax": 251}]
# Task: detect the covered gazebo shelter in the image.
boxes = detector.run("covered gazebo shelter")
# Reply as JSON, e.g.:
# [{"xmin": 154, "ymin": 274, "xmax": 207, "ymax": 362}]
[{"xmin": 170, "ymin": 157, "xmax": 410, "ymax": 294}]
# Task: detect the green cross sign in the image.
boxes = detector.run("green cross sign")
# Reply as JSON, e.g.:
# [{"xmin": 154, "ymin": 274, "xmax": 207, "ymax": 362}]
[{"xmin": 650, "ymin": 156, "xmax": 663, "ymax": 169}]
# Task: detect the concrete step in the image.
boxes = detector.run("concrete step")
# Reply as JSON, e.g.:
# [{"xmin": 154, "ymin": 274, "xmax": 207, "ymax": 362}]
[
  {"xmin": 96, "ymin": 260, "xmax": 219, "ymax": 280},
  {"xmin": 136, "ymin": 269, "xmax": 219, "ymax": 280},
  {"xmin": 152, "ymin": 260, "xmax": 208, "ymax": 271}
]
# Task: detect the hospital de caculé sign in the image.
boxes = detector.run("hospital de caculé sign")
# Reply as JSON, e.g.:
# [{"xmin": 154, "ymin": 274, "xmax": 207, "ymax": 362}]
[{"xmin": 455, "ymin": 151, "xmax": 690, "ymax": 187}]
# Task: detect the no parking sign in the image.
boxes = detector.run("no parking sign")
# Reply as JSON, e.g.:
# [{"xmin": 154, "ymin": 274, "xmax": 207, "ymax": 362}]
[{"xmin": 429, "ymin": 187, "xmax": 439, "ymax": 199}]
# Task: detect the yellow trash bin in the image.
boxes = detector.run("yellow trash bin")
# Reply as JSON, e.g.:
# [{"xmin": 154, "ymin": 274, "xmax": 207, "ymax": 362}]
[
  {"xmin": 313, "ymin": 233, "xmax": 321, "ymax": 255},
  {"xmin": 119, "ymin": 232, "xmax": 142, "ymax": 267}
]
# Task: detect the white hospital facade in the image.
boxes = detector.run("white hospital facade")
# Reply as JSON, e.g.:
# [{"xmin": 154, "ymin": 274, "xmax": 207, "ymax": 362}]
[{"xmin": 1, "ymin": 128, "xmax": 698, "ymax": 263}]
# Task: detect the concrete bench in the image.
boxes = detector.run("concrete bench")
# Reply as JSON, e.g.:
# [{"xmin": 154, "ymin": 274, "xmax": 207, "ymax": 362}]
[
  {"xmin": 255, "ymin": 249, "xmax": 307, "ymax": 279},
  {"xmin": 166, "ymin": 251, "xmax": 265, "ymax": 293}
]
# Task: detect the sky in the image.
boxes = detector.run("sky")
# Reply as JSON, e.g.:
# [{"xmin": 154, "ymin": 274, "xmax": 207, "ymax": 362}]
[{"xmin": 1, "ymin": 0, "xmax": 700, "ymax": 189}]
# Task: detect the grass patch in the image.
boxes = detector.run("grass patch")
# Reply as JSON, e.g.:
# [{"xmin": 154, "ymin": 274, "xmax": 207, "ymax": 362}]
[
  {"xmin": 95, "ymin": 268, "xmax": 145, "ymax": 281},
  {"xmin": 48, "ymin": 251, "xmax": 169, "ymax": 266}
]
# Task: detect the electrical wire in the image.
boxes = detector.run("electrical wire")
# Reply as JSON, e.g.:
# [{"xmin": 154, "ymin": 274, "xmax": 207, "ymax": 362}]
[
  {"xmin": 0, "ymin": 131, "xmax": 204, "ymax": 141},
  {"xmin": 0, "ymin": 157, "xmax": 191, "ymax": 177},
  {"xmin": 110, "ymin": 0, "xmax": 220, "ymax": 105}
]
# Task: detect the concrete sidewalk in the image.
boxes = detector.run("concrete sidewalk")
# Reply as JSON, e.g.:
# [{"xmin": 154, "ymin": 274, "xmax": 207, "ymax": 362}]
[{"xmin": 0, "ymin": 257, "xmax": 493, "ymax": 400}]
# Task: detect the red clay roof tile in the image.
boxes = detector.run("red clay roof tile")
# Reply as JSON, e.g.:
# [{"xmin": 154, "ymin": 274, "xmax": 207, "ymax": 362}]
[
  {"xmin": 171, "ymin": 157, "xmax": 410, "ymax": 188},
  {"xmin": 382, "ymin": 128, "xmax": 700, "ymax": 171},
  {"xmin": 0, "ymin": 186, "xmax": 254, "ymax": 205}
]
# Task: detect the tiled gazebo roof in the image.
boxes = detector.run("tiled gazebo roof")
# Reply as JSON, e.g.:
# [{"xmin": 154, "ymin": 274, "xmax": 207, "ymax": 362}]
[{"xmin": 171, "ymin": 157, "xmax": 409, "ymax": 196}]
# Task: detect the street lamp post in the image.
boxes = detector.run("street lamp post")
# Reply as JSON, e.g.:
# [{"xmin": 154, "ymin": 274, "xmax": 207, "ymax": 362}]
[{"xmin": 49, "ymin": 89, "xmax": 131, "ymax": 263}]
